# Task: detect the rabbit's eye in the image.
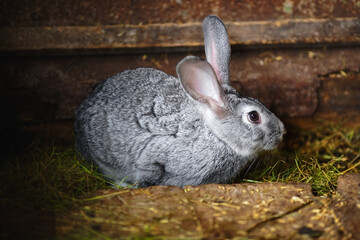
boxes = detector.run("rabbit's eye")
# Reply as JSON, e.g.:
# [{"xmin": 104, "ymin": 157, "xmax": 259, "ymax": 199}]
[{"xmin": 247, "ymin": 111, "xmax": 261, "ymax": 123}]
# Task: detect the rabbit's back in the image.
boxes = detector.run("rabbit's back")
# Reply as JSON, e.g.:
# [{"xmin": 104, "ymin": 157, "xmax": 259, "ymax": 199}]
[
  {"xmin": 74, "ymin": 15, "xmax": 285, "ymax": 188},
  {"xmin": 76, "ymin": 69, "xmax": 196, "ymax": 184},
  {"xmin": 75, "ymin": 68, "xmax": 184, "ymax": 156},
  {"xmin": 75, "ymin": 68, "xmax": 243, "ymax": 187}
]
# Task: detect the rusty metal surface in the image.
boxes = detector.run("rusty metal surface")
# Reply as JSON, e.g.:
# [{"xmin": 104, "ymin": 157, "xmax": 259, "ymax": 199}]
[
  {"xmin": 1, "ymin": 18, "xmax": 359, "ymax": 51},
  {"xmin": 1, "ymin": 48, "xmax": 359, "ymax": 122},
  {"xmin": 1, "ymin": 0, "xmax": 360, "ymax": 27}
]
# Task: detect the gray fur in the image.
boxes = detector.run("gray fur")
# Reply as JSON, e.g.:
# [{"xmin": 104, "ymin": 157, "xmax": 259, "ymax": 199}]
[
  {"xmin": 203, "ymin": 15, "xmax": 231, "ymax": 85},
  {"xmin": 74, "ymin": 15, "xmax": 285, "ymax": 188}
]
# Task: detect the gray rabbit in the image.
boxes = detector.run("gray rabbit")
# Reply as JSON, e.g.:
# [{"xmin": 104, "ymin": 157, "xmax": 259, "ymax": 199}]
[{"xmin": 74, "ymin": 15, "xmax": 285, "ymax": 188}]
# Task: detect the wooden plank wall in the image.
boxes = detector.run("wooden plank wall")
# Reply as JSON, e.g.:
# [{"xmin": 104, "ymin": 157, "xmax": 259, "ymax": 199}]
[{"xmin": 0, "ymin": 0, "xmax": 359, "ymax": 128}]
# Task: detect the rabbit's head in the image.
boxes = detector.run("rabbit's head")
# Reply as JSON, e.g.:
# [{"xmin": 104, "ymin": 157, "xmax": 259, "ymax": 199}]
[{"xmin": 176, "ymin": 16, "xmax": 285, "ymax": 157}]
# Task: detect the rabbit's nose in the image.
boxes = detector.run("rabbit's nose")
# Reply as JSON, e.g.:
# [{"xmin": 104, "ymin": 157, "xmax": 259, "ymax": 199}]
[{"xmin": 279, "ymin": 122, "xmax": 286, "ymax": 135}]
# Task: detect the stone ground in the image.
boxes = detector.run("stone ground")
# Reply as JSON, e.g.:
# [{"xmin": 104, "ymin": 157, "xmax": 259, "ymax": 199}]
[{"xmin": 54, "ymin": 173, "xmax": 360, "ymax": 240}]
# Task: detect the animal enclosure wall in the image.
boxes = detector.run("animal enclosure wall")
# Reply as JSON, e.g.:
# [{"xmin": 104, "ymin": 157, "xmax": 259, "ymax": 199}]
[{"xmin": 0, "ymin": 0, "xmax": 359, "ymax": 144}]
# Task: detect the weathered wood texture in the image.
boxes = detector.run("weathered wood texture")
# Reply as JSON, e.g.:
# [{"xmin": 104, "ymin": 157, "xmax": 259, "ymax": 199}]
[
  {"xmin": 1, "ymin": 18, "xmax": 359, "ymax": 51},
  {"xmin": 2, "ymin": 48, "xmax": 359, "ymax": 121},
  {"xmin": 2, "ymin": 0, "xmax": 360, "ymax": 27},
  {"xmin": 1, "ymin": 0, "xmax": 360, "ymax": 51},
  {"xmin": 0, "ymin": 0, "xmax": 359, "ymax": 124}
]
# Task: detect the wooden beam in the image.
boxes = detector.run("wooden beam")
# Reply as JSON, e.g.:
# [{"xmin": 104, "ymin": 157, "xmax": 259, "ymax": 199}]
[
  {"xmin": 1, "ymin": 18, "xmax": 359, "ymax": 52},
  {"xmin": 2, "ymin": 48, "xmax": 360, "ymax": 121}
]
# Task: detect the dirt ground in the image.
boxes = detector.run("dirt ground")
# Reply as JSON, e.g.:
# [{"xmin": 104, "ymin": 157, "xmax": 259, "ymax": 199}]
[
  {"xmin": 2, "ymin": 174, "xmax": 360, "ymax": 239},
  {"xmin": 54, "ymin": 174, "xmax": 359, "ymax": 239},
  {"xmin": 1, "ymin": 114, "xmax": 359, "ymax": 240}
]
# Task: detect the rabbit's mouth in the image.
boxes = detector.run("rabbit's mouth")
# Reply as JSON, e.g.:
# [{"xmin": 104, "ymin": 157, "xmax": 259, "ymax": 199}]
[
  {"xmin": 263, "ymin": 134, "xmax": 284, "ymax": 150},
  {"xmin": 263, "ymin": 121, "xmax": 286, "ymax": 150}
]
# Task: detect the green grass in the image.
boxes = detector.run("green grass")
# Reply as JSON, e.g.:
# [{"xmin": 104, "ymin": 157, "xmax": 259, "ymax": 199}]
[
  {"xmin": 0, "ymin": 122, "xmax": 359, "ymax": 211},
  {"xmin": 244, "ymin": 124, "xmax": 360, "ymax": 196},
  {"xmin": 0, "ymin": 141, "xmax": 112, "ymax": 210}
]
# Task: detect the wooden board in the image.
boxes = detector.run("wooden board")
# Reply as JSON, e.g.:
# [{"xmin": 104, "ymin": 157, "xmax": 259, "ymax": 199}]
[
  {"xmin": 1, "ymin": 18, "xmax": 359, "ymax": 51},
  {"xmin": 0, "ymin": 0, "xmax": 359, "ymax": 124},
  {"xmin": 1, "ymin": 48, "xmax": 359, "ymax": 122}
]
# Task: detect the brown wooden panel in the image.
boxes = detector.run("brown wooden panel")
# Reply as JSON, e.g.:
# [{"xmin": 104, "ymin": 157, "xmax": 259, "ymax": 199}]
[
  {"xmin": 1, "ymin": 48, "xmax": 360, "ymax": 122},
  {"xmin": 1, "ymin": 0, "xmax": 359, "ymax": 126},
  {"xmin": 1, "ymin": 0, "xmax": 360, "ymax": 27},
  {"xmin": 1, "ymin": 18, "xmax": 359, "ymax": 52},
  {"xmin": 318, "ymin": 70, "xmax": 360, "ymax": 113}
]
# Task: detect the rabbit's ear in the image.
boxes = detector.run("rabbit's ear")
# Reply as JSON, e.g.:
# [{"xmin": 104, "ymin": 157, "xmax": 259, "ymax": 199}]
[
  {"xmin": 177, "ymin": 56, "xmax": 226, "ymax": 116},
  {"xmin": 202, "ymin": 15, "xmax": 231, "ymax": 86}
]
